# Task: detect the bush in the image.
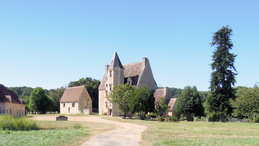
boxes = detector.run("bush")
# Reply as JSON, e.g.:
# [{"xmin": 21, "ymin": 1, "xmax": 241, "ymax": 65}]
[
  {"xmin": 158, "ymin": 117, "xmax": 165, "ymax": 122},
  {"xmin": 201, "ymin": 117, "xmax": 207, "ymax": 121},
  {"xmin": 146, "ymin": 113, "xmax": 157, "ymax": 119},
  {"xmin": 253, "ymin": 117, "xmax": 259, "ymax": 123},
  {"xmin": 170, "ymin": 116, "xmax": 178, "ymax": 122},
  {"xmin": 74, "ymin": 124, "xmax": 83, "ymax": 129},
  {"xmin": 0, "ymin": 115, "xmax": 38, "ymax": 131}
]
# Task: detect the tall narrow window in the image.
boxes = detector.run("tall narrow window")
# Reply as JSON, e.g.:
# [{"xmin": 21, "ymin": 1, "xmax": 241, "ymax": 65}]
[
  {"xmin": 63, "ymin": 103, "xmax": 65, "ymax": 108},
  {"xmin": 110, "ymin": 71, "xmax": 112, "ymax": 77},
  {"xmin": 110, "ymin": 84, "xmax": 112, "ymax": 91},
  {"xmin": 72, "ymin": 102, "xmax": 75, "ymax": 107}
]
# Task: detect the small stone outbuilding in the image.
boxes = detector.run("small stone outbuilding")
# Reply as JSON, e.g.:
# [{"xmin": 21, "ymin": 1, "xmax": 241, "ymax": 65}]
[{"xmin": 60, "ymin": 86, "xmax": 92, "ymax": 115}]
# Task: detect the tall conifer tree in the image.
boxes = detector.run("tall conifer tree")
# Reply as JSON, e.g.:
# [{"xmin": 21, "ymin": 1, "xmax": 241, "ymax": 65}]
[{"xmin": 206, "ymin": 26, "xmax": 237, "ymax": 122}]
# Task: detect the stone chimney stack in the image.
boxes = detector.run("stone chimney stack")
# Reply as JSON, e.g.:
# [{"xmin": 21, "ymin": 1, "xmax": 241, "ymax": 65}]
[
  {"xmin": 142, "ymin": 57, "xmax": 148, "ymax": 66},
  {"xmin": 105, "ymin": 65, "xmax": 109, "ymax": 73}
]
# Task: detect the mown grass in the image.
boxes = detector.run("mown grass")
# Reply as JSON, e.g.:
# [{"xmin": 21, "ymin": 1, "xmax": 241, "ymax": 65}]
[{"xmin": 103, "ymin": 117, "xmax": 259, "ymax": 146}]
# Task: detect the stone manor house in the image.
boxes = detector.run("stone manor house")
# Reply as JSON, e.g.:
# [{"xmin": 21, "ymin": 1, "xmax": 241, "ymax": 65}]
[{"xmin": 99, "ymin": 52, "xmax": 176, "ymax": 116}]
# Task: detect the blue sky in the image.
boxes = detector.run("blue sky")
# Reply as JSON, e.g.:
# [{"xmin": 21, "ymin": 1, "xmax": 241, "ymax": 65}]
[{"xmin": 0, "ymin": 1, "xmax": 258, "ymax": 91}]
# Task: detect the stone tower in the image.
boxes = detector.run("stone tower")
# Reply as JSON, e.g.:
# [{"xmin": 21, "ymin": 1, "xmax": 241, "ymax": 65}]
[{"xmin": 107, "ymin": 52, "xmax": 124, "ymax": 93}]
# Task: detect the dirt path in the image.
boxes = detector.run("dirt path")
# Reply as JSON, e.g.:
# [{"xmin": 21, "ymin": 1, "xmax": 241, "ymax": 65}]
[{"xmin": 32, "ymin": 116, "xmax": 146, "ymax": 146}]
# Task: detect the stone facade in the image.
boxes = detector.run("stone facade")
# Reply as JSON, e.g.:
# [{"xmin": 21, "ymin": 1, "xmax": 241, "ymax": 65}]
[{"xmin": 99, "ymin": 52, "xmax": 157, "ymax": 116}]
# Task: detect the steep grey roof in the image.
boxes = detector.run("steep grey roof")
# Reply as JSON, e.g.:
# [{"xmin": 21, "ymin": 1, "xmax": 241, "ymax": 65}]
[
  {"xmin": 99, "ymin": 72, "xmax": 108, "ymax": 90},
  {"xmin": 123, "ymin": 61, "xmax": 143, "ymax": 77},
  {"xmin": 0, "ymin": 84, "xmax": 25, "ymax": 104},
  {"xmin": 154, "ymin": 88, "xmax": 166, "ymax": 102},
  {"xmin": 108, "ymin": 52, "xmax": 124, "ymax": 69}
]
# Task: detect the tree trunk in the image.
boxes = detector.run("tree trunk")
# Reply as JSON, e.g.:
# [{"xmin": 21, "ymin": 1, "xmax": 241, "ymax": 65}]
[{"xmin": 220, "ymin": 113, "xmax": 225, "ymax": 122}]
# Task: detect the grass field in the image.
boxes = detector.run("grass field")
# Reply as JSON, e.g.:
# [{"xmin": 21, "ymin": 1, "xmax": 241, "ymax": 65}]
[
  {"xmin": 0, "ymin": 114, "xmax": 116, "ymax": 146},
  {"xmin": 1, "ymin": 114, "xmax": 258, "ymax": 146},
  {"xmin": 103, "ymin": 117, "xmax": 259, "ymax": 146}
]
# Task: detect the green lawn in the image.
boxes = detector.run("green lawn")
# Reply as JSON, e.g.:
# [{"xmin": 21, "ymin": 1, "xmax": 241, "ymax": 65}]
[
  {"xmin": 103, "ymin": 117, "xmax": 259, "ymax": 146},
  {"xmin": 0, "ymin": 129, "xmax": 87, "ymax": 146}
]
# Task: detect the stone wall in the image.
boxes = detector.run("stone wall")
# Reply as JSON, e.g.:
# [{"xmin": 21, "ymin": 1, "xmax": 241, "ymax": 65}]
[{"xmin": 60, "ymin": 102, "xmax": 80, "ymax": 114}]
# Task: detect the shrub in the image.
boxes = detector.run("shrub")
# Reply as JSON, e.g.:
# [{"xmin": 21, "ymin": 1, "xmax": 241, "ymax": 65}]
[
  {"xmin": 74, "ymin": 124, "xmax": 83, "ymax": 129},
  {"xmin": 103, "ymin": 112, "xmax": 107, "ymax": 116},
  {"xmin": 170, "ymin": 116, "xmax": 178, "ymax": 122},
  {"xmin": 146, "ymin": 113, "xmax": 157, "ymax": 119},
  {"xmin": 201, "ymin": 117, "xmax": 207, "ymax": 121},
  {"xmin": 0, "ymin": 115, "xmax": 38, "ymax": 131},
  {"xmin": 158, "ymin": 117, "xmax": 165, "ymax": 122},
  {"xmin": 253, "ymin": 117, "xmax": 259, "ymax": 123},
  {"xmin": 194, "ymin": 117, "xmax": 201, "ymax": 121}
]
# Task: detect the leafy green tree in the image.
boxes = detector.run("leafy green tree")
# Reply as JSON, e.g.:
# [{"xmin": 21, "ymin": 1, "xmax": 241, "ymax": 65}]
[
  {"xmin": 155, "ymin": 97, "xmax": 169, "ymax": 117},
  {"xmin": 29, "ymin": 87, "xmax": 51, "ymax": 114},
  {"xmin": 206, "ymin": 25, "xmax": 237, "ymax": 122},
  {"xmin": 108, "ymin": 83, "xmax": 135, "ymax": 118},
  {"xmin": 176, "ymin": 86, "xmax": 204, "ymax": 121},
  {"xmin": 48, "ymin": 87, "xmax": 65, "ymax": 112},
  {"xmin": 68, "ymin": 77, "xmax": 100, "ymax": 110},
  {"xmin": 8, "ymin": 86, "xmax": 34, "ymax": 104},
  {"xmin": 130, "ymin": 85, "xmax": 155, "ymax": 120},
  {"xmin": 169, "ymin": 87, "xmax": 182, "ymax": 98},
  {"xmin": 232, "ymin": 86, "xmax": 259, "ymax": 119}
]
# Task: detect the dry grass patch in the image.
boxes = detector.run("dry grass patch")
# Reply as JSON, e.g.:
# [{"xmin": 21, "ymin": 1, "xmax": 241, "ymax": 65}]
[{"xmin": 102, "ymin": 116, "xmax": 259, "ymax": 146}]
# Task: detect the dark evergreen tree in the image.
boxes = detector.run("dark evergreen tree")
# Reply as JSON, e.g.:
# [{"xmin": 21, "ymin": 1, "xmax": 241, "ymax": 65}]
[{"xmin": 206, "ymin": 25, "xmax": 237, "ymax": 122}]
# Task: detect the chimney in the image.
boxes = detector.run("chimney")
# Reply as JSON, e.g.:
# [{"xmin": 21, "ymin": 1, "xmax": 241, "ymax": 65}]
[
  {"xmin": 142, "ymin": 57, "xmax": 148, "ymax": 66},
  {"xmin": 105, "ymin": 65, "xmax": 109, "ymax": 73}
]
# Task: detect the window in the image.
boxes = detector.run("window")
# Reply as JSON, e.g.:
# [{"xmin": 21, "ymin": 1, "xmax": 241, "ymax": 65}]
[
  {"xmin": 63, "ymin": 103, "xmax": 65, "ymax": 108},
  {"xmin": 109, "ymin": 84, "xmax": 112, "ymax": 91},
  {"xmin": 109, "ymin": 71, "xmax": 112, "ymax": 77},
  {"xmin": 72, "ymin": 102, "xmax": 75, "ymax": 107}
]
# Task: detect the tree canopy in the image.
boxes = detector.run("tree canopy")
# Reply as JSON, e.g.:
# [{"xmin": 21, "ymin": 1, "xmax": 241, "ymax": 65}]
[
  {"xmin": 206, "ymin": 25, "xmax": 237, "ymax": 122},
  {"xmin": 29, "ymin": 87, "xmax": 51, "ymax": 114},
  {"xmin": 176, "ymin": 86, "xmax": 204, "ymax": 121},
  {"xmin": 232, "ymin": 86, "xmax": 259, "ymax": 119},
  {"xmin": 129, "ymin": 85, "xmax": 155, "ymax": 120},
  {"xmin": 108, "ymin": 83, "xmax": 135, "ymax": 118},
  {"xmin": 155, "ymin": 97, "xmax": 169, "ymax": 117}
]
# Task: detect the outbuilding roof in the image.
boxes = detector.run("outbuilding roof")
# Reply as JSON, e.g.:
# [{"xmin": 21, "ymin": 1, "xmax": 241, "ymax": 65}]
[
  {"xmin": 60, "ymin": 86, "xmax": 87, "ymax": 102},
  {"xmin": 168, "ymin": 98, "xmax": 177, "ymax": 110}
]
